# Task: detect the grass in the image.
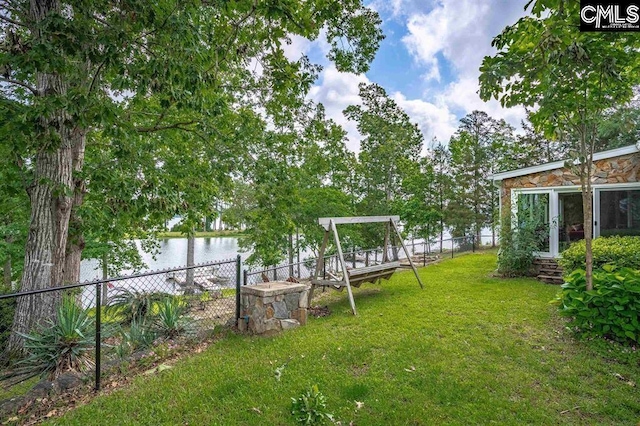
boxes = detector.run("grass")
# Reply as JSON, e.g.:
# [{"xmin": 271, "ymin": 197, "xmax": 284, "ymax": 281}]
[
  {"xmin": 49, "ymin": 252, "xmax": 639, "ymax": 425},
  {"xmin": 156, "ymin": 230, "xmax": 245, "ymax": 238}
]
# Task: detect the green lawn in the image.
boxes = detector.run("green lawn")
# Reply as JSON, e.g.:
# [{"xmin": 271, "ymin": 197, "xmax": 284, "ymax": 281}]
[{"xmin": 50, "ymin": 252, "xmax": 640, "ymax": 425}]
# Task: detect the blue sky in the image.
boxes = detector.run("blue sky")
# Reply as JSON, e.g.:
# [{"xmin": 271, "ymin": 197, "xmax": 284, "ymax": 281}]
[{"xmin": 284, "ymin": 0, "xmax": 531, "ymax": 152}]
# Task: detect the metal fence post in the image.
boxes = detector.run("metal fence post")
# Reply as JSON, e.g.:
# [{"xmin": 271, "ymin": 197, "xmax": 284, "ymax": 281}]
[
  {"xmin": 352, "ymin": 248, "xmax": 356, "ymax": 269},
  {"xmin": 95, "ymin": 282, "xmax": 101, "ymax": 392},
  {"xmin": 243, "ymin": 269, "xmax": 248, "ymax": 286},
  {"xmin": 423, "ymin": 241, "xmax": 426, "ymax": 267},
  {"xmin": 451, "ymin": 238, "xmax": 454, "ymax": 259},
  {"xmin": 472, "ymin": 235, "xmax": 475, "ymax": 253},
  {"xmin": 235, "ymin": 255, "xmax": 241, "ymax": 326}
]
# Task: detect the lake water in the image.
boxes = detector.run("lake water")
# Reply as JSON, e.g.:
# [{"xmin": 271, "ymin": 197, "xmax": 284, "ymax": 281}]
[
  {"xmin": 80, "ymin": 237, "xmax": 248, "ymax": 281},
  {"xmin": 80, "ymin": 231, "xmax": 496, "ymax": 281}
]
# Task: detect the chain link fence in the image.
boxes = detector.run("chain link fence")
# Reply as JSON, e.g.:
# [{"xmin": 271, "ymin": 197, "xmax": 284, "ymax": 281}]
[
  {"xmin": 0, "ymin": 234, "xmax": 493, "ymax": 393},
  {"xmin": 0, "ymin": 257, "xmax": 240, "ymax": 391}
]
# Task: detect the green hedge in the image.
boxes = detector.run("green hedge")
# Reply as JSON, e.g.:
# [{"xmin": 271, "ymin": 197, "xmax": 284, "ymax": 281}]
[
  {"xmin": 559, "ymin": 236, "xmax": 640, "ymax": 273},
  {"xmin": 555, "ymin": 265, "xmax": 640, "ymax": 343}
]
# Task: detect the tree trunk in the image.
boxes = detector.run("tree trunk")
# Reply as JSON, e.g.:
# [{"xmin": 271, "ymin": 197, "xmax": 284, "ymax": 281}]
[
  {"xmin": 6, "ymin": 0, "xmax": 80, "ymax": 353},
  {"xmin": 186, "ymin": 233, "xmax": 195, "ymax": 289},
  {"xmin": 288, "ymin": 233, "xmax": 294, "ymax": 278},
  {"xmin": 8, "ymin": 148, "xmax": 75, "ymax": 351},
  {"xmin": 102, "ymin": 252, "xmax": 109, "ymax": 304}
]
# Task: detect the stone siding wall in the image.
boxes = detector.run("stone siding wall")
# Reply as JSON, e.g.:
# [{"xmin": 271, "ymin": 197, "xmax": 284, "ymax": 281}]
[{"xmin": 500, "ymin": 153, "xmax": 640, "ymax": 213}]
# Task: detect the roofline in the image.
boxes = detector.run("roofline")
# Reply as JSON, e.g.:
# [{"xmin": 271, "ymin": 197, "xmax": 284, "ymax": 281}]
[{"xmin": 491, "ymin": 144, "xmax": 640, "ymax": 182}]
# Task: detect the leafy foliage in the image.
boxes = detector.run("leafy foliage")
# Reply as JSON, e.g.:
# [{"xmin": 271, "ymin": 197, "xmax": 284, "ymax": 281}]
[
  {"xmin": 555, "ymin": 265, "xmax": 640, "ymax": 343},
  {"xmin": 107, "ymin": 289, "xmax": 168, "ymax": 325},
  {"xmin": 559, "ymin": 236, "xmax": 640, "ymax": 274},
  {"xmin": 119, "ymin": 320, "xmax": 157, "ymax": 354},
  {"xmin": 291, "ymin": 384, "xmax": 334, "ymax": 426},
  {"xmin": 1, "ymin": 297, "xmax": 96, "ymax": 384},
  {"xmin": 497, "ymin": 210, "xmax": 549, "ymax": 278},
  {"xmin": 153, "ymin": 297, "xmax": 195, "ymax": 339}
]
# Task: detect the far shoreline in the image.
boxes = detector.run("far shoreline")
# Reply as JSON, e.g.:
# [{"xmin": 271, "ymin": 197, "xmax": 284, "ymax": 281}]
[{"xmin": 157, "ymin": 230, "xmax": 246, "ymax": 239}]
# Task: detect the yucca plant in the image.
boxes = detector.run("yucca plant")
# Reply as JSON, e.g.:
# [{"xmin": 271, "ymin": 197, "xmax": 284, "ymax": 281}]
[
  {"xmin": 107, "ymin": 289, "xmax": 167, "ymax": 325},
  {"xmin": 114, "ymin": 320, "xmax": 156, "ymax": 359},
  {"xmin": 154, "ymin": 297, "xmax": 195, "ymax": 339},
  {"xmin": 124, "ymin": 320, "xmax": 157, "ymax": 351},
  {"xmin": 2, "ymin": 296, "xmax": 96, "ymax": 385}
]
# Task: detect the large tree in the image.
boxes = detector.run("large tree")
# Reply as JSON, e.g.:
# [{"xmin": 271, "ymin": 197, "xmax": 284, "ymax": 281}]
[
  {"xmin": 480, "ymin": 0, "xmax": 640, "ymax": 290},
  {"xmin": 447, "ymin": 111, "xmax": 495, "ymax": 242},
  {"xmin": 1, "ymin": 0, "xmax": 383, "ymax": 350},
  {"xmin": 345, "ymin": 82, "xmax": 423, "ymax": 247}
]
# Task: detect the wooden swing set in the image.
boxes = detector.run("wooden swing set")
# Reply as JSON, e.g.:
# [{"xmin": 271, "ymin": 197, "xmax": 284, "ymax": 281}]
[{"xmin": 309, "ymin": 216, "xmax": 423, "ymax": 315}]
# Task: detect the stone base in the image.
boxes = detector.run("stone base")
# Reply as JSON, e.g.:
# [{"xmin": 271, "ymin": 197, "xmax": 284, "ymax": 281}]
[{"xmin": 240, "ymin": 282, "xmax": 309, "ymax": 335}]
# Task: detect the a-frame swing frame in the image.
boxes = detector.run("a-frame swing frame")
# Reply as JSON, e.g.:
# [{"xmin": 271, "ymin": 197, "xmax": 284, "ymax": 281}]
[{"xmin": 309, "ymin": 216, "xmax": 424, "ymax": 315}]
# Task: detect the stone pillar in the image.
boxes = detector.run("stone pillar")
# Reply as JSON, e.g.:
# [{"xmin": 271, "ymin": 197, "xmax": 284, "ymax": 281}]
[{"xmin": 239, "ymin": 282, "xmax": 309, "ymax": 335}]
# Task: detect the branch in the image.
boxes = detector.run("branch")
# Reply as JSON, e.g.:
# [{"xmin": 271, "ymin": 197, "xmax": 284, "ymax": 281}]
[
  {"xmin": 0, "ymin": 77, "xmax": 37, "ymax": 95},
  {"xmin": 134, "ymin": 120, "xmax": 198, "ymax": 133},
  {"xmin": 87, "ymin": 60, "xmax": 107, "ymax": 95},
  {"xmin": 0, "ymin": 14, "xmax": 26, "ymax": 28}
]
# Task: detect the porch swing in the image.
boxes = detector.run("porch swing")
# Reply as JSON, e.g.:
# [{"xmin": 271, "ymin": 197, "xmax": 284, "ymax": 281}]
[{"xmin": 309, "ymin": 216, "xmax": 424, "ymax": 315}]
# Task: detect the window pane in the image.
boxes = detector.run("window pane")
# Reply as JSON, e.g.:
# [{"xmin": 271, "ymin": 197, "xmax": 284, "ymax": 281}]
[
  {"xmin": 600, "ymin": 190, "xmax": 640, "ymax": 236},
  {"xmin": 517, "ymin": 193, "xmax": 550, "ymax": 252},
  {"xmin": 558, "ymin": 192, "xmax": 583, "ymax": 253}
]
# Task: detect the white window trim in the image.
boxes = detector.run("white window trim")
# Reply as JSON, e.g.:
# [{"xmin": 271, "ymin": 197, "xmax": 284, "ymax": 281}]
[{"xmin": 510, "ymin": 182, "xmax": 640, "ymax": 257}]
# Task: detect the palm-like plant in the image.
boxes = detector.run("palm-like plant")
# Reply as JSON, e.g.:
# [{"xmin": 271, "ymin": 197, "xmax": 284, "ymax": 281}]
[
  {"xmin": 107, "ymin": 289, "xmax": 167, "ymax": 324},
  {"xmin": 154, "ymin": 297, "xmax": 195, "ymax": 339},
  {"xmin": 2, "ymin": 297, "xmax": 96, "ymax": 384}
]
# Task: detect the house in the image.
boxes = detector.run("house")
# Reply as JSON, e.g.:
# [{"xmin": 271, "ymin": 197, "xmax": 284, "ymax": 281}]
[{"xmin": 492, "ymin": 144, "xmax": 640, "ymax": 280}]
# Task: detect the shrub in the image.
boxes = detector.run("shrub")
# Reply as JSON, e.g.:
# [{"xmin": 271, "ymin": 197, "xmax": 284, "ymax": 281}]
[
  {"xmin": 2, "ymin": 297, "xmax": 96, "ymax": 384},
  {"xmin": 555, "ymin": 265, "xmax": 640, "ymax": 343},
  {"xmin": 291, "ymin": 384, "xmax": 334, "ymax": 426},
  {"xmin": 107, "ymin": 289, "xmax": 168, "ymax": 324},
  {"xmin": 497, "ymin": 212, "xmax": 548, "ymax": 278},
  {"xmin": 117, "ymin": 320, "xmax": 156, "ymax": 357},
  {"xmin": 154, "ymin": 297, "xmax": 195, "ymax": 339},
  {"xmin": 559, "ymin": 236, "xmax": 640, "ymax": 273}
]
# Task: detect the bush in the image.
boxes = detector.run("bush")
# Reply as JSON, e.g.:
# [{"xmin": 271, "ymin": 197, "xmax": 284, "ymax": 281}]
[
  {"xmin": 559, "ymin": 236, "xmax": 640, "ymax": 273},
  {"xmin": 154, "ymin": 297, "xmax": 195, "ymax": 339},
  {"xmin": 107, "ymin": 289, "xmax": 168, "ymax": 325},
  {"xmin": 497, "ymin": 212, "xmax": 548, "ymax": 278},
  {"xmin": 555, "ymin": 265, "xmax": 640, "ymax": 343},
  {"xmin": 2, "ymin": 297, "xmax": 97, "ymax": 384},
  {"xmin": 116, "ymin": 320, "xmax": 156, "ymax": 357}
]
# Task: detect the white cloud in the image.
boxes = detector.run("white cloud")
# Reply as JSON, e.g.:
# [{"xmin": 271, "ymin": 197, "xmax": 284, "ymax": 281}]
[
  {"xmin": 308, "ymin": 66, "xmax": 370, "ymax": 152},
  {"xmin": 304, "ymin": 0, "xmax": 530, "ymax": 150},
  {"xmin": 397, "ymin": 0, "xmax": 529, "ymax": 141},
  {"xmin": 438, "ymin": 77, "xmax": 527, "ymax": 132},
  {"xmin": 392, "ymin": 92, "xmax": 457, "ymax": 146}
]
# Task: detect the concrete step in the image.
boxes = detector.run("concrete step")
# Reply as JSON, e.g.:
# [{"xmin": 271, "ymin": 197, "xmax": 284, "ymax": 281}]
[{"xmin": 537, "ymin": 274, "xmax": 564, "ymax": 284}]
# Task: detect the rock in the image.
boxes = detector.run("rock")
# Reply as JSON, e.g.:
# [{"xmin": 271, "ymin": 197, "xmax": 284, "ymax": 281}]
[
  {"xmin": 31, "ymin": 379, "xmax": 55, "ymax": 398},
  {"xmin": 273, "ymin": 300, "xmax": 288, "ymax": 319},
  {"xmin": 56, "ymin": 372, "xmax": 83, "ymax": 392},
  {"xmin": 298, "ymin": 291, "xmax": 309, "ymax": 309},
  {"xmin": 265, "ymin": 305, "xmax": 275, "ymax": 319},
  {"xmin": 280, "ymin": 319, "xmax": 300, "ymax": 330},
  {"xmin": 284, "ymin": 293, "xmax": 299, "ymax": 311},
  {"xmin": 291, "ymin": 308, "xmax": 307, "ymax": 326},
  {"xmin": 0, "ymin": 396, "xmax": 26, "ymax": 416}
]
